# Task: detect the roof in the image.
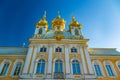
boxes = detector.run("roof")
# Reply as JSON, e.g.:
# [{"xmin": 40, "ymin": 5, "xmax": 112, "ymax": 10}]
[
  {"xmin": 0, "ymin": 47, "xmax": 28, "ymax": 55},
  {"xmin": 89, "ymin": 48, "xmax": 120, "ymax": 56}
]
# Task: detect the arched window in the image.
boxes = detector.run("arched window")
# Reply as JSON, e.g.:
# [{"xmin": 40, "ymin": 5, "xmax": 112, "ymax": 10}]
[
  {"xmin": 118, "ymin": 65, "xmax": 120, "ymax": 70},
  {"xmin": 94, "ymin": 64, "xmax": 102, "ymax": 76},
  {"xmin": 92, "ymin": 60, "xmax": 104, "ymax": 77},
  {"xmin": 0, "ymin": 62, "xmax": 10, "ymax": 76},
  {"xmin": 71, "ymin": 47, "xmax": 77, "ymax": 53},
  {"xmin": 36, "ymin": 59, "xmax": 45, "ymax": 74},
  {"xmin": 40, "ymin": 47, "xmax": 47, "ymax": 52},
  {"xmin": 54, "ymin": 60, "xmax": 63, "ymax": 73},
  {"xmin": 116, "ymin": 61, "xmax": 120, "ymax": 71},
  {"xmin": 13, "ymin": 63, "xmax": 22, "ymax": 76},
  {"xmin": 75, "ymin": 29, "xmax": 79, "ymax": 35},
  {"xmin": 72, "ymin": 60, "xmax": 81, "ymax": 74},
  {"xmin": 39, "ymin": 28, "xmax": 42, "ymax": 34},
  {"xmin": 56, "ymin": 47, "xmax": 62, "ymax": 52},
  {"xmin": 104, "ymin": 61, "xmax": 116, "ymax": 77}
]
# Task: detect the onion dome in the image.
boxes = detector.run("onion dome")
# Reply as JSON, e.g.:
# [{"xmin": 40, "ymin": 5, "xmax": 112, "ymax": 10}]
[
  {"xmin": 36, "ymin": 11, "xmax": 48, "ymax": 30},
  {"xmin": 52, "ymin": 12, "xmax": 66, "ymax": 31},
  {"xmin": 69, "ymin": 16, "xmax": 82, "ymax": 29}
]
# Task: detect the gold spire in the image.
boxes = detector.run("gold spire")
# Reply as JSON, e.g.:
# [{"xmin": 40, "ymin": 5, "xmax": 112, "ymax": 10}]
[
  {"xmin": 69, "ymin": 16, "xmax": 82, "ymax": 29},
  {"xmin": 36, "ymin": 11, "xmax": 48, "ymax": 30}
]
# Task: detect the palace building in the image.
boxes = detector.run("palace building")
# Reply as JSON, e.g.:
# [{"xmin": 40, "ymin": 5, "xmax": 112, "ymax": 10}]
[{"xmin": 0, "ymin": 12, "xmax": 120, "ymax": 80}]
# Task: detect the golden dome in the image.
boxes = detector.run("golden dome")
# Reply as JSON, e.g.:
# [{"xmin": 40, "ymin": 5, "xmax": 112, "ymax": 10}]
[
  {"xmin": 36, "ymin": 11, "xmax": 48, "ymax": 30},
  {"xmin": 69, "ymin": 16, "xmax": 82, "ymax": 29},
  {"xmin": 52, "ymin": 12, "xmax": 66, "ymax": 31}
]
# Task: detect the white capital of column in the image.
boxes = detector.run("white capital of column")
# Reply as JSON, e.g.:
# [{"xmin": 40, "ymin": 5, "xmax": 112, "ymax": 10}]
[{"xmin": 22, "ymin": 46, "xmax": 33, "ymax": 74}]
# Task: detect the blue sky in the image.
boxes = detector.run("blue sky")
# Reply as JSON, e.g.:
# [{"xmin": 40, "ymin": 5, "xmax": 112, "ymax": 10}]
[{"xmin": 0, "ymin": 0, "xmax": 120, "ymax": 50}]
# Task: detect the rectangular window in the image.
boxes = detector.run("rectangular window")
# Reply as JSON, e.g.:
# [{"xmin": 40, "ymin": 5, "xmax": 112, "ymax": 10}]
[
  {"xmin": 44, "ymin": 48, "xmax": 47, "ymax": 52},
  {"xmin": 94, "ymin": 65, "xmax": 102, "ymax": 76},
  {"xmin": 0, "ymin": 63, "xmax": 9, "ymax": 76},
  {"xmin": 106, "ymin": 65, "xmax": 115, "ymax": 76},
  {"xmin": 13, "ymin": 63, "xmax": 22, "ymax": 76}
]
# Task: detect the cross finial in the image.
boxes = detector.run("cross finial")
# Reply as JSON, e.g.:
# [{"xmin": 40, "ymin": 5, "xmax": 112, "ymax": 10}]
[
  {"xmin": 57, "ymin": 11, "xmax": 60, "ymax": 19},
  {"xmin": 43, "ymin": 10, "xmax": 46, "ymax": 20},
  {"xmin": 72, "ymin": 15, "xmax": 75, "ymax": 22}
]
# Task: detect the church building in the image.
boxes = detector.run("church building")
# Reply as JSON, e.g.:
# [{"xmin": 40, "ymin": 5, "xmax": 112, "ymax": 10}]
[{"xmin": 0, "ymin": 12, "xmax": 120, "ymax": 80}]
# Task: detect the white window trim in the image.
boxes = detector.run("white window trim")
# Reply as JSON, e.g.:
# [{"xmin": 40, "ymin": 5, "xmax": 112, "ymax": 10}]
[
  {"xmin": 104, "ymin": 60, "xmax": 117, "ymax": 78},
  {"xmin": 70, "ymin": 58, "xmax": 83, "ymax": 75},
  {"xmin": 10, "ymin": 59, "xmax": 24, "ymax": 78},
  {"xmin": 53, "ymin": 58, "xmax": 64, "ymax": 78},
  {"xmin": 116, "ymin": 60, "xmax": 120, "ymax": 71},
  {"xmin": 34, "ymin": 58, "xmax": 47, "ymax": 76},
  {"xmin": 92, "ymin": 60, "xmax": 105, "ymax": 78},
  {"xmin": 0, "ymin": 59, "xmax": 11, "ymax": 78}
]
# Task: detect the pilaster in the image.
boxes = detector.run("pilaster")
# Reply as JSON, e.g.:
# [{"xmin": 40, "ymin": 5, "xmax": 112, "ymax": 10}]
[
  {"xmin": 46, "ymin": 44, "xmax": 53, "ymax": 78},
  {"xmin": 65, "ymin": 44, "xmax": 71, "ymax": 78}
]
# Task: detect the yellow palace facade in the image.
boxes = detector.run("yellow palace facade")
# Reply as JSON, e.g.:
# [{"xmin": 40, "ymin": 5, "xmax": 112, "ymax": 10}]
[{"xmin": 0, "ymin": 12, "xmax": 120, "ymax": 80}]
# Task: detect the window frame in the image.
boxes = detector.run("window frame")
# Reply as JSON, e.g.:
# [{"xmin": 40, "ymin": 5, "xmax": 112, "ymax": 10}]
[
  {"xmin": 55, "ymin": 47, "xmax": 62, "ymax": 52},
  {"xmin": 72, "ymin": 60, "xmax": 81, "ymax": 75},
  {"xmin": 40, "ymin": 47, "xmax": 47, "ymax": 52},
  {"xmin": 11, "ymin": 59, "xmax": 24, "ymax": 77},
  {"xmin": 35, "ymin": 59, "xmax": 46, "ymax": 74},
  {"xmin": 0, "ymin": 59, "xmax": 11, "ymax": 77},
  {"xmin": 54, "ymin": 60, "xmax": 63, "ymax": 73},
  {"xmin": 71, "ymin": 47, "xmax": 77, "ymax": 53},
  {"xmin": 104, "ymin": 60, "xmax": 117, "ymax": 78},
  {"xmin": 116, "ymin": 60, "xmax": 120, "ymax": 71}
]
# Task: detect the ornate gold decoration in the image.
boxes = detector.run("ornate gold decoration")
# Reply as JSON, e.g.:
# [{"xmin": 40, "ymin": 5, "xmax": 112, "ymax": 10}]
[
  {"xmin": 36, "ymin": 11, "xmax": 48, "ymax": 30},
  {"xmin": 52, "ymin": 11, "xmax": 66, "ymax": 31},
  {"xmin": 69, "ymin": 16, "xmax": 82, "ymax": 29},
  {"xmin": 52, "ymin": 34, "xmax": 65, "ymax": 41}
]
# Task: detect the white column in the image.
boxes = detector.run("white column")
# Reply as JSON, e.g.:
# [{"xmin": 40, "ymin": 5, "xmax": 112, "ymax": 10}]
[
  {"xmin": 47, "ymin": 45, "xmax": 53, "ymax": 78},
  {"xmin": 71, "ymin": 29, "xmax": 75, "ymax": 35},
  {"xmin": 80, "ymin": 47, "xmax": 87, "ymax": 74},
  {"xmin": 22, "ymin": 46, "xmax": 33, "ymax": 74},
  {"xmin": 34, "ymin": 28, "xmax": 39, "ymax": 34},
  {"xmin": 29, "ymin": 46, "xmax": 38, "ymax": 74},
  {"xmin": 65, "ymin": 45, "xmax": 70, "ymax": 78},
  {"xmin": 84, "ymin": 47, "xmax": 94, "ymax": 74}
]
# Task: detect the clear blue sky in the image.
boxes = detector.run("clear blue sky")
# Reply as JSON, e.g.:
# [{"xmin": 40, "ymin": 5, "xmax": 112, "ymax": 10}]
[{"xmin": 0, "ymin": 0, "xmax": 120, "ymax": 50}]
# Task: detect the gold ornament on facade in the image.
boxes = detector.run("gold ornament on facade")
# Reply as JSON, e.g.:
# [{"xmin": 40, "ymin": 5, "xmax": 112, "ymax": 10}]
[
  {"xmin": 52, "ymin": 34, "xmax": 65, "ymax": 41},
  {"xmin": 52, "ymin": 11, "xmax": 66, "ymax": 31},
  {"xmin": 36, "ymin": 11, "xmax": 48, "ymax": 30},
  {"xmin": 69, "ymin": 16, "xmax": 82, "ymax": 29}
]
